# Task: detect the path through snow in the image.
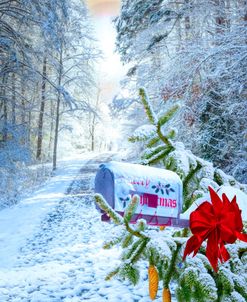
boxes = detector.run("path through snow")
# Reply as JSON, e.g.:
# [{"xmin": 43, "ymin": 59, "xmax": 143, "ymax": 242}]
[{"xmin": 0, "ymin": 155, "xmax": 157, "ymax": 302}]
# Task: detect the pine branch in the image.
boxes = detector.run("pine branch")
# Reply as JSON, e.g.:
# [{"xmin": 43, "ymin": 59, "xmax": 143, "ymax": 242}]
[
  {"xmin": 142, "ymin": 145, "xmax": 165, "ymax": 160},
  {"xmin": 139, "ymin": 88, "xmax": 157, "ymax": 125},
  {"xmin": 128, "ymin": 133, "xmax": 152, "ymax": 143},
  {"xmin": 145, "ymin": 146, "xmax": 174, "ymax": 165},
  {"xmin": 214, "ymin": 169, "xmax": 224, "ymax": 186},
  {"xmin": 166, "ymin": 128, "xmax": 176, "ymax": 139},
  {"xmin": 94, "ymin": 194, "xmax": 124, "ymax": 225},
  {"xmin": 103, "ymin": 235, "xmax": 124, "ymax": 249},
  {"xmin": 163, "ymin": 243, "xmax": 181, "ymax": 288},
  {"xmin": 183, "ymin": 161, "xmax": 203, "ymax": 211},
  {"xmin": 136, "ymin": 219, "xmax": 146, "ymax": 231},
  {"xmin": 156, "ymin": 122, "xmax": 174, "ymax": 147},
  {"xmin": 124, "ymin": 218, "xmax": 148, "ymax": 239},
  {"xmin": 122, "ymin": 233, "xmax": 134, "ymax": 248},
  {"xmin": 157, "ymin": 105, "xmax": 179, "ymax": 127},
  {"xmin": 124, "ymin": 195, "xmax": 139, "ymax": 222},
  {"xmin": 119, "ymin": 263, "xmax": 140, "ymax": 285},
  {"xmin": 123, "ymin": 239, "xmax": 143, "ymax": 260},
  {"xmin": 146, "ymin": 135, "xmax": 160, "ymax": 148},
  {"xmin": 95, "ymin": 194, "xmax": 147, "ymax": 239},
  {"xmin": 130, "ymin": 238, "xmax": 150, "ymax": 264},
  {"xmin": 105, "ymin": 268, "xmax": 120, "ymax": 281}
]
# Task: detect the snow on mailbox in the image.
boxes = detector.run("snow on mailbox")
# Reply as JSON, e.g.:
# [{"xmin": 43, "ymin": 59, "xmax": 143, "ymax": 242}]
[{"xmin": 95, "ymin": 161, "xmax": 189, "ymax": 227}]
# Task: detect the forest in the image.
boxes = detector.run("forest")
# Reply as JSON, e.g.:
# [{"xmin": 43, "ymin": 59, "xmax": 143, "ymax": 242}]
[
  {"xmin": 0, "ymin": 0, "xmax": 246, "ymax": 301},
  {"xmin": 0, "ymin": 0, "xmax": 100, "ymax": 206},
  {"xmin": 1, "ymin": 0, "xmax": 246, "ymax": 206},
  {"xmin": 113, "ymin": 0, "xmax": 247, "ymax": 183}
]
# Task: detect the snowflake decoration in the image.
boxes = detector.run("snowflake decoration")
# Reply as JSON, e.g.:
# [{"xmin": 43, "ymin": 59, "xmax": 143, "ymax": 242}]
[
  {"xmin": 151, "ymin": 183, "xmax": 175, "ymax": 195},
  {"xmin": 164, "ymin": 184, "xmax": 175, "ymax": 195},
  {"xmin": 119, "ymin": 196, "xmax": 130, "ymax": 208}
]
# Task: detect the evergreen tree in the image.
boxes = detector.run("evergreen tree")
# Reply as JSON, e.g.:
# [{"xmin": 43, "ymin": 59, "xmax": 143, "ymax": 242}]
[{"xmin": 95, "ymin": 88, "xmax": 247, "ymax": 302}]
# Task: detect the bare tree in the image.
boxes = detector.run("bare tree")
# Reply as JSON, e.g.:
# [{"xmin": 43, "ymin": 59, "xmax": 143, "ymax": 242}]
[{"xmin": 36, "ymin": 55, "xmax": 47, "ymax": 160}]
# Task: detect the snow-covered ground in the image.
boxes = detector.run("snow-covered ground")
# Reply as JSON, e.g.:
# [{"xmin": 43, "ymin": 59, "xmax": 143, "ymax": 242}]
[
  {"xmin": 0, "ymin": 154, "xmax": 95, "ymax": 269},
  {"xmin": 0, "ymin": 153, "xmax": 170, "ymax": 302}
]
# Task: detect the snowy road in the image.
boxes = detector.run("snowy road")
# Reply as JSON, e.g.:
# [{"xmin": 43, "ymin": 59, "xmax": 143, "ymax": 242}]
[{"xmin": 0, "ymin": 155, "xmax": 154, "ymax": 302}]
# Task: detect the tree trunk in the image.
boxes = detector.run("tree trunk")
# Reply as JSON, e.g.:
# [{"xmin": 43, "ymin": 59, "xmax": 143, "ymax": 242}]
[
  {"xmin": 2, "ymin": 75, "xmax": 8, "ymax": 142},
  {"xmin": 184, "ymin": 0, "xmax": 191, "ymax": 40},
  {"xmin": 48, "ymin": 101, "xmax": 55, "ymax": 159},
  {"xmin": 3, "ymin": 99, "xmax": 7, "ymax": 141},
  {"xmin": 21, "ymin": 77, "xmax": 26, "ymax": 125},
  {"xmin": 245, "ymin": 1, "xmax": 247, "ymax": 22},
  {"xmin": 53, "ymin": 49, "xmax": 63, "ymax": 171},
  {"xmin": 91, "ymin": 119, "xmax": 95, "ymax": 151},
  {"xmin": 28, "ymin": 110, "xmax": 31, "ymax": 146},
  {"xmin": 176, "ymin": 2, "xmax": 182, "ymax": 51},
  {"xmin": 36, "ymin": 56, "xmax": 47, "ymax": 160},
  {"xmin": 11, "ymin": 73, "xmax": 16, "ymax": 125},
  {"xmin": 53, "ymin": 93, "xmax": 61, "ymax": 170},
  {"xmin": 90, "ymin": 87, "xmax": 100, "ymax": 152}
]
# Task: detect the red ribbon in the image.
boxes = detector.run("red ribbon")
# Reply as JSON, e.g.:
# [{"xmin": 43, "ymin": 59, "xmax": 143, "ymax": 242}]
[{"xmin": 183, "ymin": 186, "xmax": 247, "ymax": 272}]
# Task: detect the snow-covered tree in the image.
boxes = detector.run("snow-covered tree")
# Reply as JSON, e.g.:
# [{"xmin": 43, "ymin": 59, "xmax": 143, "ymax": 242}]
[
  {"xmin": 115, "ymin": 0, "xmax": 247, "ymax": 183},
  {"xmin": 0, "ymin": 0, "xmax": 98, "ymax": 206},
  {"xmin": 45, "ymin": 0, "xmax": 98, "ymax": 170}
]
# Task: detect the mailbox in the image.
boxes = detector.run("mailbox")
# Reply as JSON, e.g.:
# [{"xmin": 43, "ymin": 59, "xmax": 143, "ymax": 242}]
[{"xmin": 95, "ymin": 161, "xmax": 189, "ymax": 227}]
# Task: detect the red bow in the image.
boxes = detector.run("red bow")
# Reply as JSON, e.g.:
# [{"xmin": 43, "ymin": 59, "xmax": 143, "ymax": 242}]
[{"xmin": 183, "ymin": 187, "xmax": 247, "ymax": 272}]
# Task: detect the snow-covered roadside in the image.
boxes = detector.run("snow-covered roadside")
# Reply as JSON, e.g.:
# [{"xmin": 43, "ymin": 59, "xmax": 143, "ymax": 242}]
[
  {"xmin": 0, "ymin": 153, "xmax": 177, "ymax": 302},
  {"xmin": 0, "ymin": 153, "xmax": 97, "ymax": 269},
  {"xmin": 0, "ymin": 154, "xmax": 149, "ymax": 302}
]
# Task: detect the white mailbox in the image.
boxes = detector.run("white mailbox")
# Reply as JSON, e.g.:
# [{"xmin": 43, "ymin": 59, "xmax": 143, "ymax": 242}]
[{"xmin": 95, "ymin": 161, "xmax": 188, "ymax": 227}]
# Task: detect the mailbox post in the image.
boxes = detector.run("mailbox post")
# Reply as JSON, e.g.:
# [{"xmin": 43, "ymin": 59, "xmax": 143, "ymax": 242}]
[{"xmin": 95, "ymin": 161, "xmax": 189, "ymax": 228}]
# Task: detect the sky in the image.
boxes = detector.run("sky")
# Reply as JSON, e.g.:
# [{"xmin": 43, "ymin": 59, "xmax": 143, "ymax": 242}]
[
  {"xmin": 86, "ymin": 0, "xmax": 125, "ymax": 102},
  {"xmin": 87, "ymin": 0, "xmax": 126, "ymax": 102},
  {"xmin": 87, "ymin": 0, "xmax": 120, "ymax": 16}
]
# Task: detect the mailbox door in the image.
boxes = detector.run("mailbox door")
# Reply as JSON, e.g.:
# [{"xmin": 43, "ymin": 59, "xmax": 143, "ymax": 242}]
[{"xmin": 95, "ymin": 166, "xmax": 115, "ymax": 213}]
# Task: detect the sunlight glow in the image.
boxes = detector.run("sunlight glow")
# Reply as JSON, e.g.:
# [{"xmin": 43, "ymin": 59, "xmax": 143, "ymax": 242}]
[
  {"xmin": 86, "ymin": 0, "xmax": 120, "ymax": 16},
  {"xmin": 92, "ymin": 13, "xmax": 126, "ymax": 102},
  {"xmin": 105, "ymin": 127, "xmax": 121, "ymax": 141}
]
